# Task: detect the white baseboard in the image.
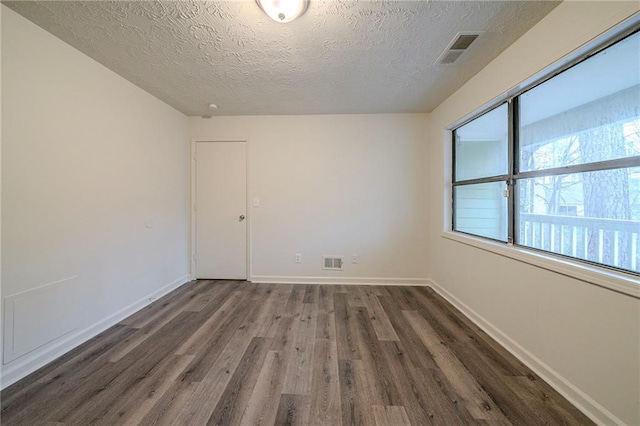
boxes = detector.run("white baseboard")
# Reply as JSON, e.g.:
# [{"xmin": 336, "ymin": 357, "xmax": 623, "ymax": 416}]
[
  {"xmin": 0, "ymin": 274, "xmax": 190, "ymax": 390},
  {"xmin": 250, "ymin": 275, "xmax": 429, "ymax": 286},
  {"xmin": 427, "ymin": 278, "xmax": 623, "ymax": 426}
]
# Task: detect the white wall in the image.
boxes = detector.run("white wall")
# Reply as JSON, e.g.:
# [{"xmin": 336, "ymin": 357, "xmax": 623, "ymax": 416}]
[
  {"xmin": 190, "ymin": 114, "xmax": 429, "ymax": 284},
  {"xmin": 1, "ymin": 6, "xmax": 189, "ymax": 387},
  {"xmin": 427, "ymin": 2, "xmax": 640, "ymax": 425}
]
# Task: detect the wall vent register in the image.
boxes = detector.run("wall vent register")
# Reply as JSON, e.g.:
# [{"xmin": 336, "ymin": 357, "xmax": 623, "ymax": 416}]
[{"xmin": 323, "ymin": 256, "xmax": 344, "ymax": 271}]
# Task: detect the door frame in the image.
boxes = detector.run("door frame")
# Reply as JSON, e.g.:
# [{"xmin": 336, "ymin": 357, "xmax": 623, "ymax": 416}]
[{"xmin": 190, "ymin": 139, "xmax": 251, "ymax": 281}]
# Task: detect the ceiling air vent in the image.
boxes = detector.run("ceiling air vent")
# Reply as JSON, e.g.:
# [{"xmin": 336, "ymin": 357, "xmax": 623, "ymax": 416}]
[
  {"xmin": 323, "ymin": 256, "xmax": 344, "ymax": 271},
  {"xmin": 436, "ymin": 32, "xmax": 483, "ymax": 65}
]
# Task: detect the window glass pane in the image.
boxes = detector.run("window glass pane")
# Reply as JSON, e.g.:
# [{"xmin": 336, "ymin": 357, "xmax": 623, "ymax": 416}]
[
  {"xmin": 454, "ymin": 182, "xmax": 508, "ymax": 241},
  {"xmin": 519, "ymin": 32, "xmax": 640, "ymax": 172},
  {"xmin": 455, "ymin": 103, "xmax": 508, "ymax": 181},
  {"xmin": 517, "ymin": 167, "xmax": 640, "ymax": 273}
]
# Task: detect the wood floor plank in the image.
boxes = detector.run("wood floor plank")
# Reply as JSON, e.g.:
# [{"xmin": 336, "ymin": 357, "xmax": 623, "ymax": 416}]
[
  {"xmin": 284, "ymin": 285, "xmax": 307, "ymax": 317},
  {"xmin": 98, "ymin": 354, "xmax": 195, "ymax": 425},
  {"xmin": 282, "ymin": 303, "xmax": 317, "ymax": 395},
  {"xmin": 360, "ymin": 287, "xmax": 399, "ymax": 341},
  {"xmin": 334, "ymin": 292, "xmax": 361, "ymax": 360},
  {"xmin": 206, "ymin": 337, "xmax": 271, "ymax": 426},
  {"xmin": 403, "ymin": 309, "xmax": 510, "ymax": 422},
  {"xmin": 108, "ymin": 298, "xmax": 203, "ymax": 362},
  {"xmin": 132, "ymin": 280, "xmax": 220, "ymax": 329},
  {"xmin": 3, "ymin": 317, "xmax": 180, "ymax": 425},
  {"xmin": 402, "ymin": 287, "xmax": 591, "ymax": 425},
  {"xmin": 256, "ymin": 285, "xmax": 294, "ymax": 338},
  {"xmin": 346, "ymin": 286, "xmax": 367, "ymax": 307},
  {"xmin": 378, "ymin": 340, "xmax": 476, "ymax": 426},
  {"xmin": 317, "ymin": 284, "xmax": 335, "ymax": 313},
  {"xmin": 338, "ymin": 359, "xmax": 369, "ymax": 426},
  {"xmin": 308, "ymin": 338, "xmax": 342, "ymax": 426},
  {"xmin": 376, "ymin": 295, "xmax": 439, "ymax": 370},
  {"xmin": 369, "ymin": 286, "xmax": 392, "ymax": 297},
  {"xmin": 238, "ymin": 350, "xmax": 286, "ymax": 426},
  {"xmin": 171, "ymin": 330, "xmax": 256, "ymax": 425},
  {"xmin": 271, "ymin": 287, "xmax": 306, "ymax": 353},
  {"xmin": 316, "ymin": 310, "xmax": 336, "ymax": 341},
  {"xmin": 372, "ymin": 405, "xmax": 411, "ymax": 426},
  {"xmin": 385, "ymin": 406, "xmax": 411, "ymax": 425},
  {"xmin": 505, "ymin": 375, "xmax": 590, "ymax": 426},
  {"xmin": 352, "ymin": 359, "xmax": 379, "ymax": 425},
  {"xmin": 351, "ymin": 307, "xmax": 402, "ymax": 406},
  {"xmin": 0, "ymin": 324, "xmax": 135, "ymax": 415},
  {"xmin": 59, "ymin": 311, "xmax": 204, "ymax": 425},
  {"xmin": 121, "ymin": 282, "xmax": 230, "ymax": 350},
  {"xmin": 1, "ymin": 283, "xmax": 594, "ymax": 426},
  {"xmin": 181, "ymin": 280, "xmax": 244, "ymax": 313},
  {"xmin": 316, "ymin": 285, "xmax": 336, "ymax": 341},
  {"xmin": 303, "ymin": 284, "xmax": 319, "ymax": 304},
  {"xmin": 118, "ymin": 279, "xmax": 206, "ymax": 327},
  {"xmin": 174, "ymin": 289, "xmax": 246, "ymax": 356},
  {"xmin": 407, "ymin": 286, "xmax": 528, "ymax": 376},
  {"xmin": 175, "ymin": 285, "xmax": 264, "ymax": 382},
  {"xmin": 419, "ymin": 286, "xmax": 521, "ymax": 360},
  {"xmin": 171, "ymin": 287, "xmax": 275, "ymax": 425},
  {"xmin": 274, "ymin": 394, "xmax": 308, "ymax": 426},
  {"xmin": 138, "ymin": 379, "xmax": 200, "ymax": 426}
]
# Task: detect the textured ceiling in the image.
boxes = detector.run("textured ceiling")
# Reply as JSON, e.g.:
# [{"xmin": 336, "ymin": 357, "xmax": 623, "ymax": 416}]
[{"xmin": 5, "ymin": 1, "xmax": 560, "ymax": 116}]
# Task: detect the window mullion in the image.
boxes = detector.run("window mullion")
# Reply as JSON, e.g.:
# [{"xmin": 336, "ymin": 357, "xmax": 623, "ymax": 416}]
[
  {"xmin": 515, "ymin": 156, "xmax": 640, "ymax": 180},
  {"xmin": 452, "ymin": 175, "xmax": 509, "ymax": 186},
  {"xmin": 507, "ymin": 97, "xmax": 517, "ymax": 244}
]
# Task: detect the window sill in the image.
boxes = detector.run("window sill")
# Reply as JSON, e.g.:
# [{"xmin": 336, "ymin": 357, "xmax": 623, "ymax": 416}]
[{"xmin": 441, "ymin": 231, "xmax": 640, "ymax": 299}]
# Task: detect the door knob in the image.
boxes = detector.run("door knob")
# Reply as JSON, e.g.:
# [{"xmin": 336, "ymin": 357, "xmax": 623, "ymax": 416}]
[{"xmin": 239, "ymin": 215, "xmax": 245, "ymax": 222}]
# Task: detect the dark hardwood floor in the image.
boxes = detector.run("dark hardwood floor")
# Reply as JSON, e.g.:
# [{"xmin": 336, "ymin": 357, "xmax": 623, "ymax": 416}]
[{"xmin": 0, "ymin": 281, "xmax": 592, "ymax": 425}]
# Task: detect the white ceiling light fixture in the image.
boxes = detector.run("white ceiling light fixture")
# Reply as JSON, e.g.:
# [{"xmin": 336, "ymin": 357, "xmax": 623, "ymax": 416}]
[{"xmin": 256, "ymin": 0, "xmax": 309, "ymax": 23}]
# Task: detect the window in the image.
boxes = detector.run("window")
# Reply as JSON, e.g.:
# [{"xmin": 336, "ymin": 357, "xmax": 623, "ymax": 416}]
[
  {"xmin": 451, "ymin": 28, "xmax": 640, "ymax": 275},
  {"xmin": 453, "ymin": 104, "xmax": 509, "ymax": 242}
]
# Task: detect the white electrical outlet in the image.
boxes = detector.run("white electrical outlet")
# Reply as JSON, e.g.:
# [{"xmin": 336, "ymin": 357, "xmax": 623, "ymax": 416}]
[
  {"xmin": 295, "ymin": 253, "xmax": 302, "ymax": 263},
  {"xmin": 352, "ymin": 255, "xmax": 358, "ymax": 264}
]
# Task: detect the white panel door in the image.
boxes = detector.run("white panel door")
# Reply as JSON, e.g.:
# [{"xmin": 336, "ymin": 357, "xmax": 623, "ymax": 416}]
[{"xmin": 195, "ymin": 141, "xmax": 247, "ymax": 279}]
